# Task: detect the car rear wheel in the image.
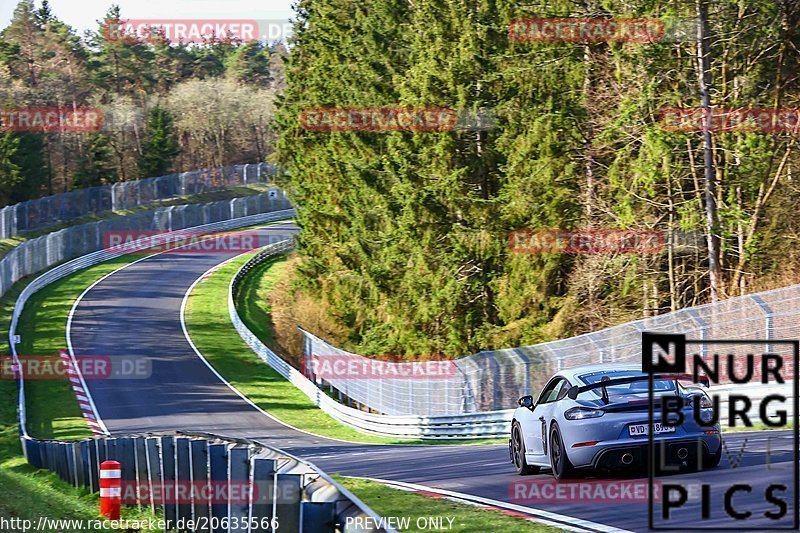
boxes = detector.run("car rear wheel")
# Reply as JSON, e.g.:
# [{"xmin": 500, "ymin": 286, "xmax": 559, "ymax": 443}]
[
  {"xmin": 512, "ymin": 422, "xmax": 540, "ymax": 475},
  {"xmin": 549, "ymin": 423, "xmax": 577, "ymax": 480}
]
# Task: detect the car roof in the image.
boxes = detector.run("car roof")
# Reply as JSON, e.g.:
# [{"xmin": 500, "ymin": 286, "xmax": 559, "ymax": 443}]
[{"xmin": 557, "ymin": 363, "xmax": 642, "ymax": 384}]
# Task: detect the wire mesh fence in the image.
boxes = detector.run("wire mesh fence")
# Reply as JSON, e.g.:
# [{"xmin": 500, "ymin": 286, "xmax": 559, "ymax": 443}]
[
  {"xmin": 0, "ymin": 186, "xmax": 292, "ymax": 299},
  {"xmin": 0, "ymin": 163, "xmax": 277, "ymax": 239},
  {"xmin": 301, "ymin": 286, "xmax": 798, "ymax": 416}
]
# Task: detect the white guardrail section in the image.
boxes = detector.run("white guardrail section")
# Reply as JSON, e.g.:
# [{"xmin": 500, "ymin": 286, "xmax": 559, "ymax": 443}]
[
  {"xmin": 10, "ymin": 208, "xmax": 295, "ymax": 440},
  {"xmin": 8, "ymin": 205, "xmax": 396, "ymax": 531},
  {"xmin": 230, "ymin": 241, "xmax": 794, "ymax": 438},
  {"xmin": 228, "ymin": 240, "xmax": 512, "ymax": 439},
  {"xmin": 24, "ymin": 431, "xmax": 395, "ymax": 533}
]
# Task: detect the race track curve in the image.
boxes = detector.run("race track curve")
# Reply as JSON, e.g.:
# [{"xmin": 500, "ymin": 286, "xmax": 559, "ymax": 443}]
[{"xmin": 66, "ymin": 222, "xmax": 795, "ymax": 533}]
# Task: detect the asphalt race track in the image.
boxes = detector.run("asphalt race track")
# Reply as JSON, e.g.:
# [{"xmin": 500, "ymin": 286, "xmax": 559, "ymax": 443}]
[{"xmin": 67, "ymin": 222, "xmax": 797, "ymax": 533}]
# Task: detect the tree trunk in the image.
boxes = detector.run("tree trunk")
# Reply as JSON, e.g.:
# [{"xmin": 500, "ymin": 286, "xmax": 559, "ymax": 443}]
[{"xmin": 696, "ymin": 0, "xmax": 721, "ymax": 302}]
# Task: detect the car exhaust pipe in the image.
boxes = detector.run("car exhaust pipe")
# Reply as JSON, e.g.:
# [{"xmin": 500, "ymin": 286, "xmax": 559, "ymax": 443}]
[
  {"xmin": 677, "ymin": 448, "xmax": 689, "ymax": 460},
  {"xmin": 621, "ymin": 453, "xmax": 634, "ymax": 465}
]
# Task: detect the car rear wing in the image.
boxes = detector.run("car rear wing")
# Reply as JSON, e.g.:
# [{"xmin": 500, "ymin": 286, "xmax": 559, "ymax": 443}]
[{"xmin": 566, "ymin": 373, "xmax": 710, "ymax": 404}]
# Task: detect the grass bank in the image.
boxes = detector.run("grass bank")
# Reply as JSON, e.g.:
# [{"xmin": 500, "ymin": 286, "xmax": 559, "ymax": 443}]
[
  {"xmin": 185, "ymin": 253, "xmax": 505, "ymax": 445},
  {"xmin": 334, "ymin": 476, "xmax": 557, "ymax": 532},
  {"xmin": 0, "ymin": 260, "xmax": 159, "ymax": 528}
]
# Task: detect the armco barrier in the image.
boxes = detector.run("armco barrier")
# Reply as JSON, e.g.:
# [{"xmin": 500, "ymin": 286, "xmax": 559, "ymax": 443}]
[
  {"xmin": 10, "ymin": 202, "xmax": 294, "ymax": 440},
  {"xmin": 300, "ymin": 285, "xmax": 800, "ymax": 417},
  {"xmin": 0, "ymin": 162, "xmax": 276, "ymax": 239},
  {"xmin": 8, "ymin": 205, "xmax": 393, "ymax": 531},
  {"xmin": 23, "ymin": 431, "xmax": 390, "ymax": 533},
  {"xmin": 229, "ymin": 240, "xmax": 512, "ymax": 439},
  {"xmin": 0, "ymin": 187, "xmax": 292, "ymax": 298},
  {"xmin": 230, "ymin": 241, "xmax": 792, "ymax": 437}
]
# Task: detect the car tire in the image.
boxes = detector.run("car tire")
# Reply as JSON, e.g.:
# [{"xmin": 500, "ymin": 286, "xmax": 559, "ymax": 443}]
[
  {"xmin": 549, "ymin": 422, "xmax": 577, "ymax": 480},
  {"xmin": 511, "ymin": 421, "xmax": 540, "ymax": 475}
]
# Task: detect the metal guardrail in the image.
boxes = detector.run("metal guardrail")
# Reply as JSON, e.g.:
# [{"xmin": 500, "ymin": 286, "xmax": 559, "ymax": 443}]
[
  {"xmin": 23, "ymin": 431, "xmax": 390, "ymax": 533},
  {"xmin": 0, "ymin": 187, "xmax": 292, "ymax": 299},
  {"xmin": 300, "ymin": 289, "xmax": 800, "ymax": 417},
  {"xmin": 0, "ymin": 162, "xmax": 277, "ymax": 239},
  {"xmin": 231, "ymin": 240, "xmax": 795, "ymax": 437},
  {"xmin": 9, "ymin": 204, "xmax": 294, "ymax": 440},
  {"xmin": 229, "ymin": 241, "xmax": 512, "ymax": 439},
  {"xmin": 5, "ymin": 194, "xmax": 393, "ymax": 532}
]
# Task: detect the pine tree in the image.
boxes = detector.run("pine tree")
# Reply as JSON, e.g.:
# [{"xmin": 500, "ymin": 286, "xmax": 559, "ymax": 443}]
[
  {"xmin": 137, "ymin": 106, "xmax": 180, "ymax": 178},
  {"xmin": 225, "ymin": 41, "xmax": 271, "ymax": 85},
  {"xmin": 73, "ymin": 133, "xmax": 116, "ymax": 187},
  {"xmin": 0, "ymin": 131, "xmax": 23, "ymax": 206}
]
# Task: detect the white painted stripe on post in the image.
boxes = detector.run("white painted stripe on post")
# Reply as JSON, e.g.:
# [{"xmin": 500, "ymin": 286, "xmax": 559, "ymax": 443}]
[
  {"xmin": 100, "ymin": 487, "xmax": 121, "ymax": 497},
  {"xmin": 100, "ymin": 470, "xmax": 121, "ymax": 478}
]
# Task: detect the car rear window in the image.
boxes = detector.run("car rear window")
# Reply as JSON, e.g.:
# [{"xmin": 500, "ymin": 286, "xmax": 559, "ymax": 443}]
[{"xmin": 578, "ymin": 370, "xmax": 676, "ymax": 395}]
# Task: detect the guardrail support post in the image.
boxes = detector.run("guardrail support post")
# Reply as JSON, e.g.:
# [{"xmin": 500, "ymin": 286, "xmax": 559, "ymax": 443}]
[
  {"xmin": 209, "ymin": 443, "xmax": 228, "ymax": 533},
  {"xmin": 275, "ymin": 474, "xmax": 302, "ymax": 532},
  {"xmin": 175, "ymin": 437, "xmax": 193, "ymax": 524},
  {"xmin": 228, "ymin": 446, "xmax": 250, "ymax": 532},
  {"xmin": 160, "ymin": 436, "xmax": 177, "ymax": 528},
  {"xmin": 190, "ymin": 439, "xmax": 211, "ymax": 532}
]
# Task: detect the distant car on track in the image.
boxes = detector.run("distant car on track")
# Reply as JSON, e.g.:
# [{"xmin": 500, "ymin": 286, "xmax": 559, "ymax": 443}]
[{"xmin": 509, "ymin": 364, "xmax": 722, "ymax": 479}]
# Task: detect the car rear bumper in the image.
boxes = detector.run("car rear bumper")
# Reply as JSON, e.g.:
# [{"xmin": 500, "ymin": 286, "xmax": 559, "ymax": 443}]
[{"xmin": 591, "ymin": 437, "xmax": 719, "ymax": 470}]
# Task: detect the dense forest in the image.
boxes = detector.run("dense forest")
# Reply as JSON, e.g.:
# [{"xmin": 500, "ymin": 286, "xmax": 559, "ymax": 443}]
[
  {"xmin": 3, "ymin": 0, "xmax": 800, "ymax": 360},
  {"xmin": 274, "ymin": 0, "xmax": 800, "ymax": 358},
  {"xmin": 0, "ymin": 0, "xmax": 285, "ymax": 205}
]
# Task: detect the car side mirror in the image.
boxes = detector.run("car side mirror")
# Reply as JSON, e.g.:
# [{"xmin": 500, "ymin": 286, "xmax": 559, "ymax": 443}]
[
  {"xmin": 567, "ymin": 386, "xmax": 580, "ymax": 400},
  {"xmin": 518, "ymin": 395, "xmax": 534, "ymax": 410}
]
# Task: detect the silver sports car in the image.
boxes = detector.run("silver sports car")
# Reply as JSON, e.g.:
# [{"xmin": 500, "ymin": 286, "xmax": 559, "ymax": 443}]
[{"xmin": 509, "ymin": 364, "xmax": 722, "ymax": 479}]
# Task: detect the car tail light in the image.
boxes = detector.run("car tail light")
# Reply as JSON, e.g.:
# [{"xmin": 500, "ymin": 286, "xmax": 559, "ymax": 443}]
[{"xmin": 565, "ymin": 407, "xmax": 604, "ymax": 420}]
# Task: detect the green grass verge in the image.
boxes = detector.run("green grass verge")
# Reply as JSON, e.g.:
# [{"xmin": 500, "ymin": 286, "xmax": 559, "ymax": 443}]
[
  {"xmin": 15, "ymin": 255, "xmax": 144, "ymax": 441},
  {"xmin": 0, "ymin": 261, "xmax": 160, "ymax": 529},
  {"xmin": 0, "ymin": 184, "xmax": 271, "ymax": 260},
  {"xmin": 334, "ymin": 476, "xmax": 557, "ymax": 532},
  {"xmin": 234, "ymin": 255, "xmax": 287, "ymax": 350},
  {"xmin": 186, "ymin": 253, "xmax": 505, "ymax": 445}
]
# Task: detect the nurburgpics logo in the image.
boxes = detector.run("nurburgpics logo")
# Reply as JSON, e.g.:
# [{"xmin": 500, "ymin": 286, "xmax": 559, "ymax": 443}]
[{"xmin": 642, "ymin": 332, "xmax": 799, "ymax": 530}]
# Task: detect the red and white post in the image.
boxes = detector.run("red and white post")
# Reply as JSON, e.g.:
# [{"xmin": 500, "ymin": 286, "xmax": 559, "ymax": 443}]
[{"xmin": 99, "ymin": 460, "xmax": 121, "ymax": 520}]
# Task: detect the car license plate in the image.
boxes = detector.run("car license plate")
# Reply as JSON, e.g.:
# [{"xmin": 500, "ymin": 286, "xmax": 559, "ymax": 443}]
[{"xmin": 628, "ymin": 423, "xmax": 676, "ymax": 436}]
